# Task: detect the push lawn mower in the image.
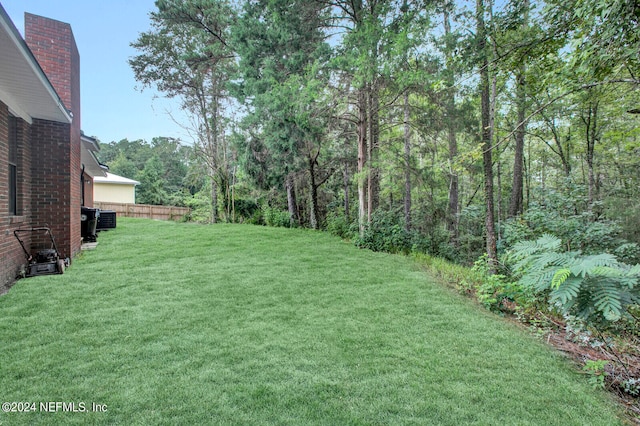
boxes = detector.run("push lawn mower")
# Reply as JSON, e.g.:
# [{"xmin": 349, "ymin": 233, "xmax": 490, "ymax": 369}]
[{"xmin": 14, "ymin": 227, "xmax": 66, "ymax": 277}]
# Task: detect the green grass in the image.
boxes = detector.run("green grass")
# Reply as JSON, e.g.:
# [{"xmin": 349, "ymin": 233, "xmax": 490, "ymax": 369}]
[{"xmin": 0, "ymin": 218, "xmax": 621, "ymax": 425}]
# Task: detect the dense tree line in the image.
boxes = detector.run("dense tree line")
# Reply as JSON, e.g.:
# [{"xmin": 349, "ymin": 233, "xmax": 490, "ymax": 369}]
[
  {"xmin": 122, "ymin": 0, "xmax": 639, "ymax": 262},
  {"xmin": 121, "ymin": 0, "xmax": 639, "ymax": 263}
]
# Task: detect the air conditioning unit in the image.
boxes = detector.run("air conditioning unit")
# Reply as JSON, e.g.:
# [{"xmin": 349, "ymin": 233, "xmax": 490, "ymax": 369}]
[{"xmin": 97, "ymin": 210, "xmax": 117, "ymax": 230}]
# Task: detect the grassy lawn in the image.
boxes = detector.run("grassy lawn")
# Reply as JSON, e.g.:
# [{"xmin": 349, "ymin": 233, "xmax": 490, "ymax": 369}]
[{"xmin": 0, "ymin": 218, "xmax": 621, "ymax": 425}]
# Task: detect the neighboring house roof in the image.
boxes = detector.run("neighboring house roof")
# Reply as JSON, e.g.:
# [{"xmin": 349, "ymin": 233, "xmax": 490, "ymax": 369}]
[
  {"xmin": 0, "ymin": 4, "xmax": 72, "ymax": 124},
  {"xmin": 81, "ymin": 132, "xmax": 108, "ymax": 178},
  {"xmin": 94, "ymin": 172, "xmax": 140, "ymax": 186}
]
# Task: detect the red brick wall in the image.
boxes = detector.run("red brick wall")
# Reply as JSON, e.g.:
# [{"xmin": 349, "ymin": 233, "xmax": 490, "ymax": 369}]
[
  {"xmin": 15, "ymin": 116, "xmax": 33, "ymax": 222},
  {"xmin": 0, "ymin": 102, "xmax": 35, "ymax": 291},
  {"xmin": 26, "ymin": 14, "xmax": 82, "ymax": 260},
  {"xmin": 30, "ymin": 119, "xmax": 76, "ymax": 259},
  {"xmin": 0, "ymin": 104, "xmax": 7, "ymax": 216}
]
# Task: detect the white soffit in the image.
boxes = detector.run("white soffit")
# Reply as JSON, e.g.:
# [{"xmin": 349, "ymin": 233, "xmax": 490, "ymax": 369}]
[{"xmin": 0, "ymin": 6, "xmax": 72, "ymax": 124}]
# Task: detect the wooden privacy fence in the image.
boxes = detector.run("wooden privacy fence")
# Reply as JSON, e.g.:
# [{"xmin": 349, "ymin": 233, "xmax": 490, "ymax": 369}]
[{"xmin": 94, "ymin": 202, "xmax": 190, "ymax": 221}]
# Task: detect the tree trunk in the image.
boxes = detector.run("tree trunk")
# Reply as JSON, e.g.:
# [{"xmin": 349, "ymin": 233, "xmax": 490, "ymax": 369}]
[
  {"xmin": 583, "ymin": 99, "xmax": 600, "ymax": 209},
  {"xmin": 403, "ymin": 90, "xmax": 412, "ymax": 230},
  {"xmin": 343, "ymin": 161, "xmax": 350, "ymax": 222},
  {"xmin": 497, "ymin": 151, "xmax": 502, "ymax": 239},
  {"xmin": 203, "ymin": 85, "xmax": 219, "ymax": 224},
  {"xmin": 490, "ymin": 44, "xmax": 500, "ymax": 239},
  {"xmin": 526, "ymin": 137, "xmax": 531, "ymax": 209},
  {"xmin": 477, "ymin": 0, "xmax": 497, "ymax": 272},
  {"xmin": 308, "ymin": 155, "xmax": 319, "ymax": 230},
  {"xmin": 357, "ymin": 89, "xmax": 368, "ymax": 234},
  {"xmin": 366, "ymin": 83, "xmax": 380, "ymax": 223},
  {"xmin": 444, "ymin": 5, "xmax": 459, "ymax": 244},
  {"xmin": 508, "ymin": 0, "xmax": 528, "ymax": 218},
  {"xmin": 286, "ymin": 172, "xmax": 299, "ymax": 226},
  {"xmin": 210, "ymin": 172, "xmax": 218, "ymax": 224},
  {"xmin": 508, "ymin": 68, "xmax": 526, "ymax": 217},
  {"xmin": 231, "ymin": 165, "xmax": 236, "ymax": 223}
]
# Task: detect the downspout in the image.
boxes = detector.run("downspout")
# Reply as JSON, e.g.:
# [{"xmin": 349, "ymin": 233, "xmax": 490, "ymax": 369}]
[{"xmin": 81, "ymin": 165, "xmax": 85, "ymax": 207}]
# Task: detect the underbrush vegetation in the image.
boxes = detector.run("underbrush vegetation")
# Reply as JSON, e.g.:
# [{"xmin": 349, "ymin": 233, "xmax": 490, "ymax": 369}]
[{"xmin": 0, "ymin": 218, "xmax": 622, "ymax": 424}]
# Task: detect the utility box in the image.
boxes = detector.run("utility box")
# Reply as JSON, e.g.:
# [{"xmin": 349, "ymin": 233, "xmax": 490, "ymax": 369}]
[{"xmin": 97, "ymin": 210, "xmax": 117, "ymax": 230}]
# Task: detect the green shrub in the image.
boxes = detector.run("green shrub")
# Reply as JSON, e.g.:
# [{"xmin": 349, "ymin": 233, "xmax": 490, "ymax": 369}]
[
  {"xmin": 262, "ymin": 205, "xmax": 291, "ymax": 228},
  {"xmin": 246, "ymin": 208, "xmax": 264, "ymax": 225},
  {"xmin": 622, "ymin": 378, "xmax": 640, "ymax": 396},
  {"xmin": 354, "ymin": 210, "xmax": 411, "ymax": 254},
  {"xmin": 605, "ymin": 197, "xmax": 640, "ymax": 246},
  {"xmin": 507, "ymin": 234, "xmax": 640, "ymax": 326},
  {"xmin": 411, "ymin": 226, "xmax": 455, "ymax": 261},
  {"xmin": 456, "ymin": 205, "xmax": 487, "ymax": 263},
  {"xmin": 614, "ymin": 243, "xmax": 640, "ymax": 265},
  {"xmin": 470, "ymin": 255, "xmax": 538, "ymax": 313},
  {"xmin": 182, "ymin": 191, "xmax": 212, "ymax": 223},
  {"xmin": 583, "ymin": 360, "xmax": 609, "ymax": 390},
  {"xmin": 233, "ymin": 198, "xmax": 260, "ymax": 223},
  {"xmin": 501, "ymin": 188, "xmax": 636, "ymax": 258},
  {"xmin": 325, "ymin": 211, "xmax": 355, "ymax": 239}
]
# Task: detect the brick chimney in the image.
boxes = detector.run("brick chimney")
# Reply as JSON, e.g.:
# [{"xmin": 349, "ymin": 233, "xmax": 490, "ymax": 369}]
[{"xmin": 25, "ymin": 13, "xmax": 82, "ymax": 260}]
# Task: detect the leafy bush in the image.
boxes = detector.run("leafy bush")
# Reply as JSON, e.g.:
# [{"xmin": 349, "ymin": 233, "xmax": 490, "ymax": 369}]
[
  {"xmin": 325, "ymin": 211, "xmax": 355, "ymax": 239},
  {"xmin": 614, "ymin": 243, "xmax": 640, "ymax": 265},
  {"xmin": 605, "ymin": 197, "xmax": 640, "ymax": 246},
  {"xmin": 261, "ymin": 205, "xmax": 291, "ymax": 228},
  {"xmin": 501, "ymin": 188, "xmax": 637, "ymax": 261},
  {"xmin": 353, "ymin": 209, "xmax": 457, "ymax": 259},
  {"xmin": 507, "ymin": 234, "xmax": 640, "ymax": 326},
  {"xmin": 411, "ymin": 226, "xmax": 456, "ymax": 261},
  {"xmin": 622, "ymin": 378, "xmax": 640, "ymax": 396},
  {"xmin": 583, "ymin": 360, "xmax": 609, "ymax": 390},
  {"xmin": 182, "ymin": 191, "xmax": 212, "ymax": 223},
  {"xmin": 233, "ymin": 198, "xmax": 260, "ymax": 223},
  {"xmin": 456, "ymin": 205, "xmax": 487, "ymax": 263},
  {"xmin": 468, "ymin": 255, "xmax": 538, "ymax": 313},
  {"xmin": 354, "ymin": 210, "xmax": 411, "ymax": 254}
]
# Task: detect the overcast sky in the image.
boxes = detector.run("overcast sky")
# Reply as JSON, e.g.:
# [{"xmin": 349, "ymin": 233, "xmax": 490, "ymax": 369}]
[{"xmin": 2, "ymin": 0, "xmax": 190, "ymax": 145}]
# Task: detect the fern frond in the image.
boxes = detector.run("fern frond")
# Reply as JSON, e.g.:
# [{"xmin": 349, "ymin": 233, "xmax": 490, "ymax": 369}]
[
  {"xmin": 592, "ymin": 280, "xmax": 623, "ymax": 322},
  {"xmin": 512, "ymin": 257, "xmax": 535, "ymax": 276},
  {"xmin": 551, "ymin": 268, "xmax": 571, "ymax": 290},
  {"xmin": 589, "ymin": 253, "xmax": 620, "ymax": 266},
  {"xmin": 529, "ymin": 269, "xmax": 557, "ymax": 292},
  {"xmin": 531, "ymin": 251, "xmax": 573, "ymax": 270},
  {"xmin": 588, "ymin": 254, "xmax": 619, "ymax": 268},
  {"xmin": 509, "ymin": 234, "xmax": 639, "ymax": 325},
  {"xmin": 550, "ymin": 276, "xmax": 581, "ymax": 305},
  {"xmin": 511, "ymin": 234, "xmax": 561, "ymax": 258},
  {"xmin": 603, "ymin": 308, "xmax": 621, "ymax": 322},
  {"xmin": 574, "ymin": 287, "xmax": 597, "ymax": 321},
  {"xmin": 537, "ymin": 234, "xmax": 562, "ymax": 251},
  {"xmin": 619, "ymin": 271, "xmax": 640, "ymax": 289},
  {"xmin": 626, "ymin": 264, "xmax": 640, "ymax": 277},
  {"xmin": 569, "ymin": 253, "xmax": 618, "ymax": 277}
]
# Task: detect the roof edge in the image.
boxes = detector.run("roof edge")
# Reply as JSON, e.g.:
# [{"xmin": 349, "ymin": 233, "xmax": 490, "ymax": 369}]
[{"xmin": 0, "ymin": 4, "xmax": 72, "ymax": 123}]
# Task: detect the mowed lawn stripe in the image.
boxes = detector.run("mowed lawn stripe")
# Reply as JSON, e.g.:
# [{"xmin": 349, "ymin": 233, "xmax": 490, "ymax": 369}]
[{"xmin": 0, "ymin": 218, "xmax": 621, "ymax": 425}]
